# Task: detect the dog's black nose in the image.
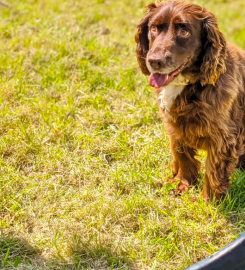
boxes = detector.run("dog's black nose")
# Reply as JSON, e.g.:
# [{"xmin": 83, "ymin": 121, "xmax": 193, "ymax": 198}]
[{"xmin": 148, "ymin": 57, "xmax": 166, "ymax": 70}]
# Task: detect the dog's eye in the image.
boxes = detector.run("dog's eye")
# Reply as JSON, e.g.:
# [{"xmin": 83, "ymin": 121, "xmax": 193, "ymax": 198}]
[
  {"xmin": 151, "ymin": 25, "xmax": 157, "ymax": 32},
  {"xmin": 180, "ymin": 29, "xmax": 190, "ymax": 37}
]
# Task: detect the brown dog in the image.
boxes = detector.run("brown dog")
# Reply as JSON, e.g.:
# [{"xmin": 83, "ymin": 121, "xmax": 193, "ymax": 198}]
[{"xmin": 135, "ymin": 1, "xmax": 245, "ymax": 201}]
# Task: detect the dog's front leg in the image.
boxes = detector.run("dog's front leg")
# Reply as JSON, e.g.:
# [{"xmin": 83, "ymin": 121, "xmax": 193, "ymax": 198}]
[{"xmin": 168, "ymin": 135, "xmax": 201, "ymax": 194}]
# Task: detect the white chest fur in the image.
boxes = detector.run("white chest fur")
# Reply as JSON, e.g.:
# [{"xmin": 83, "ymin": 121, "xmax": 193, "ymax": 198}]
[{"xmin": 158, "ymin": 75, "xmax": 188, "ymax": 112}]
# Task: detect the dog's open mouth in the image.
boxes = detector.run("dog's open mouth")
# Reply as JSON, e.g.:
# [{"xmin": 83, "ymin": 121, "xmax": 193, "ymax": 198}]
[{"xmin": 149, "ymin": 62, "xmax": 187, "ymax": 88}]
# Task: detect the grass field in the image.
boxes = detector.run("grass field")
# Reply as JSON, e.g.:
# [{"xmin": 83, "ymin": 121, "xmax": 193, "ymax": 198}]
[{"xmin": 1, "ymin": 0, "xmax": 245, "ymax": 269}]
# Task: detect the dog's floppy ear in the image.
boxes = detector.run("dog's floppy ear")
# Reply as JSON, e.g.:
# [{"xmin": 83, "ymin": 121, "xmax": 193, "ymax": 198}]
[
  {"xmin": 135, "ymin": 3, "xmax": 157, "ymax": 75},
  {"xmin": 200, "ymin": 13, "xmax": 227, "ymax": 86}
]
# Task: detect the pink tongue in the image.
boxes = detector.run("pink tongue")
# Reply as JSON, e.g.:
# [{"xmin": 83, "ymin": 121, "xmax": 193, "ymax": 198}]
[{"xmin": 149, "ymin": 73, "xmax": 167, "ymax": 88}]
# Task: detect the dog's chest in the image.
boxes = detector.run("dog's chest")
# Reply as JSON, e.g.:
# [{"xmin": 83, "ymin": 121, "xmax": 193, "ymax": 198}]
[{"xmin": 158, "ymin": 75, "xmax": 187, "ymax": 113}]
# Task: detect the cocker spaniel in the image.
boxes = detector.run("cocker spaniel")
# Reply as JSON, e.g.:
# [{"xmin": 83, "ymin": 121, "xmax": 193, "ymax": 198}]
[{"xmin": 135, "ymin": 1, "xmax": 245, "ymax": 201}]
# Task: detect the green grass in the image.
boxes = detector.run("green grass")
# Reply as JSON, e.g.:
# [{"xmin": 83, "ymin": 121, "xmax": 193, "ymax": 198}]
[{"xmin": 1, "ymin": 0, "xmax": 245, "ymax": 269}]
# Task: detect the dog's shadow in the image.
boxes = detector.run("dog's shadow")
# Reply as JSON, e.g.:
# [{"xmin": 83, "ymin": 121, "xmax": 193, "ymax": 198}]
[
  {"xmin": 0, "ymin": 236, "xmax": 43, "ymax": 268},
  {"xmin": 0, "ymin": 234, "xmax": 133, "ymax": 269}
]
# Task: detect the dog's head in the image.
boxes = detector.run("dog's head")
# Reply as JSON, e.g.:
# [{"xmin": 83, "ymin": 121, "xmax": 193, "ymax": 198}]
[{"xmin": 135, "ymin": 1, "xmax": 227, "ymax": 87}]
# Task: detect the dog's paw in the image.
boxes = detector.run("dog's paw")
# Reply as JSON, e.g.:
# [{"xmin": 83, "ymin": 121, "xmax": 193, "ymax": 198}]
[{"xmin": 166, "ymin": 178, "xmax": 190, "ymax": 195}]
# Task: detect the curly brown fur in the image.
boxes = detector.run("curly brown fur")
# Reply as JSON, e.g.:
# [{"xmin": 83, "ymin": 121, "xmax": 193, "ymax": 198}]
[{"xmin": 135, "ymin": 1, "xmax": 245, "ymax": 201}]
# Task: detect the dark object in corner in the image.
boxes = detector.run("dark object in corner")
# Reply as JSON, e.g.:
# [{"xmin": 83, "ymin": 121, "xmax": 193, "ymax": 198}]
[{"xmin": 185, "ymin": 232, "xmax": 245, "ymax": 270}]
